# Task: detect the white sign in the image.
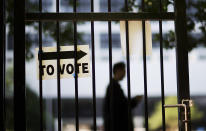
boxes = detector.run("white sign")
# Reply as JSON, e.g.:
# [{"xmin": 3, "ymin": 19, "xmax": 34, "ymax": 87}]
[
  {"xmin": 120, "ymin": 21, "xmax": 152, "ymax": 56},
  {"xmin": 36, "ymin": 45, "xmax": 90, "ymax": 80}
]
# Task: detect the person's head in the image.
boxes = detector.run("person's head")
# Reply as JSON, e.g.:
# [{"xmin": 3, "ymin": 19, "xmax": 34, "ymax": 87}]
[{"xmin": 113, "ymin": 62, "xmax": 126, "ymax": 81}]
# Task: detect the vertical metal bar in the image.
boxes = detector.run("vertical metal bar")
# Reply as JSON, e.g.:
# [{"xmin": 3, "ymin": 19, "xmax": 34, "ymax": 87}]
[
  {"xmin": 174, "ymin": 0, "xmax": 191, "ymax": 131},
  {"xmin": 56, "ymin": 0, "xmax": 62, "ymax": 131},
  {"xmin": 14, "ymin": 0, "xmax": 26, "ymax": 130},
  {"xmin": 73, "ymin": 0, "xmax": 79, "ymax": 131},
  {"xmin": 159, "ymin": 0, "xmax": 166, "ymax": 131},
  {"xmin": 108, "ymin": 0, "xmax": 112, "ymax": 82},
  {"xmin": 38, "ymin": 0, "xmax": 43, "ymax": 130},
  {"xmin": 90, "ymin": 0, "xmax": 97, "ymax": 130},
  {"xmin": 124, "ymin": 0, "xmax": 132, "ymax": 130},
  {"xmin": 108, "ymin": 0, "xmax": 114, "ymax": 130},
  {"xmin": 0, "ymin": 0, "xmax": 6, "ymax": 130},
  {"xmin": 141, "ymin": 0, "xmax": 149, "ymax": 130}
]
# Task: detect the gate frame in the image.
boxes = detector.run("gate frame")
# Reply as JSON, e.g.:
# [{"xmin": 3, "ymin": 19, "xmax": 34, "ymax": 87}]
[
  {"xmin": 175, "ymin": 0, "xmax": 191, "ymax": 131},
  {"xmin": 14, "ymin": 0, "xmax": 26, "ymax": 131},
  {"xmin": 13, "ymin": 0, "xmax": 191, "ymax": 131},
  {"xmin": 0, "ymin": 0, "xmax": 6, "ymax": 130}
]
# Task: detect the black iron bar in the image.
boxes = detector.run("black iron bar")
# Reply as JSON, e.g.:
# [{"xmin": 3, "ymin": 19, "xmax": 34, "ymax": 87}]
[
  {"xmin": 124, "ymin": 0, "xmax": 132, "ymax": 130},
  {"xmin": 56, "ymin": 0, "xmax": 62, "ymax": 131},
  {"xmin": 25, "ymin": 12, "xmax": 175, "ymax": 21},
  {"xmin": 0, "ymin": 0, "xmax": 6, "ymax": 130},
  {"xmin": 107, "ymin": 0, "xmax": 114, "ymax": 130},
  {"xmin": 73, "ymin": 0, "xmax": 79, "ymax": 131},
  {"xmin": 141, "ymin": 0, "xmax": 149, "ymax": 130},
  {"xmin": 174, "ymin": 0, "xmax": 191, "ymax": 130},
  {"xmin": 14, "ymin": 0, "xmax": 26, "ymax": 130},
  {"xmin": 38, "ymin": 0, "xmax": 43, "ymax": 130},
  {"xmin": 91, "ymin": 0, "xmax": 97, "ymax": 130},
  {"xmin": 159, "ymin": 0, "xmax": 166, "ymax": 131}
]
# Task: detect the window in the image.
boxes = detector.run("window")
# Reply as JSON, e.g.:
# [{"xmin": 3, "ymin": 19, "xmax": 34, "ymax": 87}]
[
  {"xmin": 60, "ymin": 0, "xmax": 91, "ymax": 12},
  {"xmin": 42, "ymin": 0, "xmax": 53, "ymax": 12},
  {"xmin": 100, "ymin": 33, "xmax": 121, "ymax": 48},
  {"xmin": 77, "ymin": 0, "xmax": 90, "ymax": 12},
  {"xmin": 78, "ymin": 34, "xmax": 91, "ymax": 46},
  {"xmin": 60, "ymin": 0, "xmax": 73, "ymax": 12},
  {"xmin": 26, "ymin": 34, "xmax": 39, "ymax": 47},
  {"xmin": 7, "ymin": 34, "xmax": 13, "ymax": 50},
  {"xmin": 100, "ymin": 0, "xmax": 124, "ymax": 12},
  {"xmin": 26, "ymin": 0, "xmax": 38, "ymax": 12}
]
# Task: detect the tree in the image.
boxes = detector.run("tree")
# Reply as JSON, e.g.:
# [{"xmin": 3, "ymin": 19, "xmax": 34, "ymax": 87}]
[
  {"xmin": 6, "ymin": 0, "xmax": 84, "ymax": 61},
  {"xmin": 126, "ymin": 0, "xmax": 206, "ymax": 51},
  {"xmin": 148, "ymin": 96, "xmax": 204, "ymax": 131},
  {"xmin": 5, "ymin": 66, "xmax": 54, "ymax": 131},
  {"xmin": 7, "ymin": 0, "xmax": 206, "ymax": 60}
]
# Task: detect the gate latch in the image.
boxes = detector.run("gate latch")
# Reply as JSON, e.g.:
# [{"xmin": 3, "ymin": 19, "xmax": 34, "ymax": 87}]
[{"xmin": 164, "ymin": 99, "xmax": 193, "ymax": 131}]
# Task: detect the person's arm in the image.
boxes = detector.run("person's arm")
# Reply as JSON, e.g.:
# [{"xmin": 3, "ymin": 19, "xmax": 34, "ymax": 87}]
[{"xmin": 131, "ymin": 95, "xmax": 143, "ymax": 108}]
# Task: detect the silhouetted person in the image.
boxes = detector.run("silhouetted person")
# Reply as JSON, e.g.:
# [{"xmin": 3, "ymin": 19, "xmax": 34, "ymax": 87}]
[{"xmin": 103, "ymin": 62, "xmax": 142, "ymax": 131}]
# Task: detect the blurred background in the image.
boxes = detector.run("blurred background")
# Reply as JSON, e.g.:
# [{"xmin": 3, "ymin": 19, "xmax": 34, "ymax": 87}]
[{"xmin": 4, "ymin": 0, "xmax": 206, "ymax": 130}]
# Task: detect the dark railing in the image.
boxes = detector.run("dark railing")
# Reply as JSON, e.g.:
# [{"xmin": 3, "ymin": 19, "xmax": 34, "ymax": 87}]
[
  {"xmin": 38, "ymin": 0, "xmax": 43, "ymax": 131},
  {"xmin": 0, "ymin": 0, "xmax": 191, "ymax": 131},
  {"xmin": 159, "ymin": 0, "xmax": 166, "ymax": 130},
  {"xmin": 14, "ymin": 0, "xmax": 26, "ymax": 131},
  {"xmin": 175, "ymin": 1, "xmax": 191, "ymax": 131},
  {"xmin": 0, "ymin": 0, "xmax": 6, "ymax": 130}
]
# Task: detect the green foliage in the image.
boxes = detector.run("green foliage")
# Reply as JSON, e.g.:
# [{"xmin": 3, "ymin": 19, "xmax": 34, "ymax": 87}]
[
  {"xmin": 154, "ymin": 30, "xmax": 175, "ymax": 49},
  {"xmin": 6, "ymin": 0, "xmax": 84, "ymax": 61},
  {"xmin": 121, "ymin": 0, "xmax": 173, "ymax": 12},
  {"xmin": 127, "ymin": 0, "xmax": 206, "ymax": 51},
  {"xmin": 192, "ymin": 0, "xmax": 206, "ymax": 47},
  {"xmin": 5, "ymin": 67, "xmax": 54, "ymax": 131},
  {"xmin": 5, "ymin": 85, "xmax": 53, "ymax": 131},
  {"xmin": 6, "ymin": 0, "xmax": 206, "ymax": 60},
  {"xmin": 26, "ymin": 85, "xmax": 54, "ymax": 131},
  {"xmin": 5, "ymin": 66, "xmax": 13, "ymax": 97},
  {"xmin": 149, "ymin": 96, "xmax": 204, "ymax": 131},
  {"xmin": 143, "ymin": 0, "xmax": 173, "ymax": 12}
]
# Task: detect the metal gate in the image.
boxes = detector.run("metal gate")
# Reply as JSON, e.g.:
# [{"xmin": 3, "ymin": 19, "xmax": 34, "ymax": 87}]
[{"xmin": 1, "ymin": 0, "xmax": 191, "ymax": 131}]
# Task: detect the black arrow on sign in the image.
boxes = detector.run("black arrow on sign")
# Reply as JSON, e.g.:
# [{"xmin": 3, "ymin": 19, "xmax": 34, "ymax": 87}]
[{"xmin": 38, "ymin": 50, "xmax": 87, "ymax": 61}]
